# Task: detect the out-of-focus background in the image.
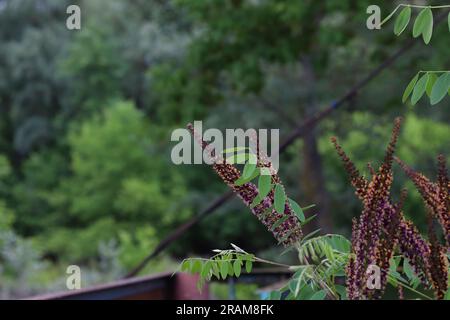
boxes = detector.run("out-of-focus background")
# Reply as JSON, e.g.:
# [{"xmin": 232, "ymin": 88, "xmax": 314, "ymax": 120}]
[{"xmin": 0, "ymin": 0, "xmax": 448, "ymax": 299}]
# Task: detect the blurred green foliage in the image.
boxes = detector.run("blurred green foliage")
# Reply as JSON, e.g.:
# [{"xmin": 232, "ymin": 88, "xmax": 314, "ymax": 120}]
[{"xmin": 210, "ymin": 283, "xmax": 260, "ymax": 300}]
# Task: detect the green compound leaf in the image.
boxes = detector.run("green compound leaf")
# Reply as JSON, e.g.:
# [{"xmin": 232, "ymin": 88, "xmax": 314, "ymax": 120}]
[
  {"xmin": 394, "ymin": 6, "xmax": 411, "ymax": 36},
  {"xmin": 402, "ymin": 73, "xmax": 419, "ymax": 103},
  {"xmin": 411, "ymin": 73, "xmax": 428, "ymax": 105}
]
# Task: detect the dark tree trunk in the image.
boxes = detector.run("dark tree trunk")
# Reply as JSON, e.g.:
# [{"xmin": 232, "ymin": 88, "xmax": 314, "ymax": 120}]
[
  {"xmin": 301, "ymin": 128, "xmax": 333, "ymax": 234},
  {"xmin": 299, "ymin": 56, "xmax": 333, "ymax": 234}
]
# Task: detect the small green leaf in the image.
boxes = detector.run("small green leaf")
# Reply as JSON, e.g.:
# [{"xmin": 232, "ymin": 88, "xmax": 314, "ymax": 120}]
[
  {"xmin": 242, "ymin": 253, "xmax": 254, "ymax": 261},
  {"xmin": 236, "ymin": 168, "xmax": 260, "ymax": 186},
  {"xmin": 181, "ymin": 260, "xmax": 191, "ymax": 272},
  {"xmin": 413, "ymin": 8, "xmax": 431, "ymax": 38},
  {"xmin": 250, "ymin": 195, "xmax": 262, "ymax": 208},
  {"xmin": 391, "ymin": 256, "xmax": 400, "ymax": 269},
  {"xmin": 245, "ymin": 260, "xmax": 253, "ymax": 273},
  {"xmin": 234, "ymin": 161, "xmax": 259, "ymax": 186},
  {"xmin": 233, "ymin": 260, "xmax": 242, "ymax": 277},
  {"xmin": 402, "ymin": 73, "xmax": 419, "ymax": 103},
  {"xmin": 201, "ymin": 261, "xmax": 212, "ymax": 279},
  {"xmin": 258, "ymin": 173, "xmax": 272, "ymax": 200},
  {"xmin": 274, "ymin": 184, "xmax": 286, "ymax": 214},
  {"xmin": 192, "ymin": 260, "xmax": 203, "ymax": 274},
  {"xmin": 426, "ymin": 73, "xmax": 437, "ymax": 97},
  {"xmin": 394, "ymin": 6, "xmax": 411, "ymax": 36},
  {"xmin": 411, "ymin": 73, "xmax": 428, "ymax": 105},
  {"xmin": 421, "ymin": 8, "xmax": 433, "ymax": 44},
  {"xmin": 310, "ymin": 290, "xmax": 327, "ymax": 300},
  {"xmin": 211, "ymin": 263, "xmax": 220, "ymax": 279},
  {"xmin": 288, "ymin": 198, "xmax": 305, "ymax": 222},
  {"xmin": 410, "ymin": 276, "xmax": 421, "ymax": 289},
  {"xmin": 242, "ymin": 161, "xmax": 257, "ymax": 179},
  {"xmin": 227, "ymin": 261, "xmax": 234, "ymax": 276},
  {"xmin": 403, "ymin": 259, "xmax": 414, "ymax": 281},
  {"xmin": 220, "ymin": 261, "xmax": 228, "ymax": 279},
  {"xmin": 430, "ymin": 73, "xmax": 450, "ymax": 105}
]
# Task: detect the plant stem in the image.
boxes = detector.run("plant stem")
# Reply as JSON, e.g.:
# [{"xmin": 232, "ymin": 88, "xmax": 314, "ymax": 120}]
[
  {"xmin": 253, "ymin": 257, "xmax": 291, "ymax": 268},
  {"xmin": 400, "ymin": 4, "xmax": 450, "ymax": 9},
  {"xmin": 419, "ymin": 70, "xmax": 450, "ymax": 74}
]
